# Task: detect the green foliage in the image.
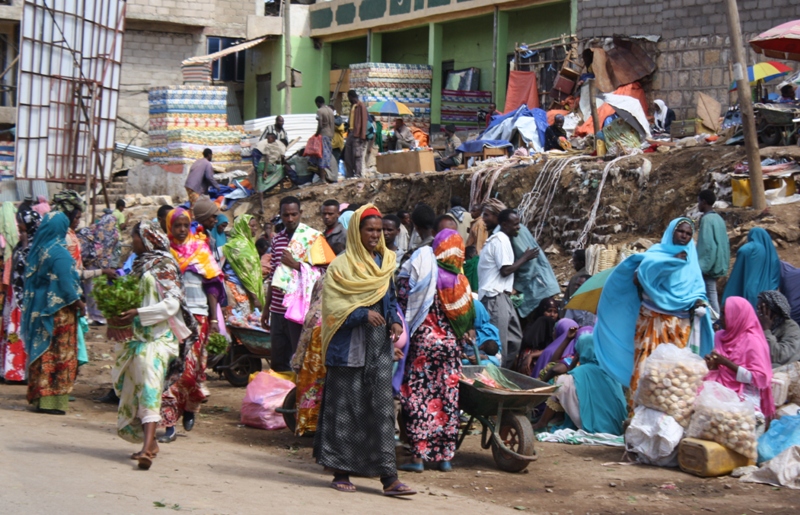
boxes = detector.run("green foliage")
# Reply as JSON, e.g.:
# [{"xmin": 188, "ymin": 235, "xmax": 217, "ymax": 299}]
[
  {"xmin": 207, "ymin": 333, "xmax": 229, "ymax": 356},
  {"xmin": 92, "ymin": 275, "xmax": 143, "ymax": 320}
]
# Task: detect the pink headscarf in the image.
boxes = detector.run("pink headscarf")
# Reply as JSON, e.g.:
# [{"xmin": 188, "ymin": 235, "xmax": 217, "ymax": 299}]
[
  {"xmin": 32, "ymin": 195, "xmax": 50, "ymax": 215},
  {"xmin": 705, "ymin": 296, "xmax": 775, "ymax": 418}
]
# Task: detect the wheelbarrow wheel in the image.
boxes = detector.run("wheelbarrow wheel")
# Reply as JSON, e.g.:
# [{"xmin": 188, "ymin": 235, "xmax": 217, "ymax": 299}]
[
  {"xmin": 491, "ymin": 412, "xmax": 535, "ymax": 473},
  {"xmin": 223, "ymin": 346, "xmax": 263, "ymax": 387},
  {"xmin": 281, "ymin": 386, "xmax": 298, "ymax": 434}
]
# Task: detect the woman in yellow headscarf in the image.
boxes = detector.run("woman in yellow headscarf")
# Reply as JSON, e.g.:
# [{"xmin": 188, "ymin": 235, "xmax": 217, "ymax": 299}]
[{"xmin": 313, "ymin": 204, "xmax": 416, "ymax": 497}]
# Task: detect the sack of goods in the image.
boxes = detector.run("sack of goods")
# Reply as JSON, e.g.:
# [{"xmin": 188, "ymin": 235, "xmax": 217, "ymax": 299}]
[
  {"xmin": 634, "ymin": 343, "xmax": 708, "ymax": 427},
  {"xmin": 687, "ymin": 381, "xmax": 758, "ymax": 460}
]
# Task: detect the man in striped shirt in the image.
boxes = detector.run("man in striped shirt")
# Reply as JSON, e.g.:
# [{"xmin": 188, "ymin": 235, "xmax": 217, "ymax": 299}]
[{"xmin": 261, "ymin": 196, "xmax": 304, "ymax": 372}]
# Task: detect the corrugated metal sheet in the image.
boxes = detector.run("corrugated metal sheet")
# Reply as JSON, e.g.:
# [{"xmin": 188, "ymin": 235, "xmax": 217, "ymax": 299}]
[
  {"xmin": 0, "ymin": 178, "xmax": 49, "ymax": 202},
  {"xmin": 182, "ymin": 37, "xmax": 267, "ymax": 65},
  {"xmin": 16, "ymin": 0, "xmax": 126, "ymax": 182},
  {"xmin": 114, "ymin": 142, "xmax": 149, "ymax": 160},
  {"xmin": 244, "ymin": 114, "xmax": 318, "ymax": 155}
]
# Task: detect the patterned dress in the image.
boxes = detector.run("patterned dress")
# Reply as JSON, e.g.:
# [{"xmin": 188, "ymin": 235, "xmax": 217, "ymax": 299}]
[
  {"xmin": 292, "ymin": 275, "xmax": 326, "ymax": 435},
  {"xmin": 160, "ymin": 315, "xmax": 209, "ymax": 427},
  {"xmin": 397, "ymin": 277, "xmax": 462, "ymax": 463},
  {"xmin": 27, "ymin": 307, "xmax": 78, "ymax": 410}
]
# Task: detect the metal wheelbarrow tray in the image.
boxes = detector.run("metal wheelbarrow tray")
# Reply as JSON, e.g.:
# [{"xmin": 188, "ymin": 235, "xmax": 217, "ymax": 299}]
[
  {"xmin": 458, "ymin": 365, "xmax": 556, "ymax": 473},
  {"xmin": 214, "ymin": 325, "xmax": 271, "ymax": 387}
]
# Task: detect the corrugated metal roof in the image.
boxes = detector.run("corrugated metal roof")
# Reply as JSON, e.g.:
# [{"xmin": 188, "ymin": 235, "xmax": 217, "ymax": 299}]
[
  {"xmin": 114, "ymin": 142, "xmax": 149, "ymax": 160},
  {"xmin": 182, "ymin": 37, "xmax": 268, "ymax": 65},
  {"xmin": 244, "ymin": 114, "xmax": 318, "ymax": 155}
]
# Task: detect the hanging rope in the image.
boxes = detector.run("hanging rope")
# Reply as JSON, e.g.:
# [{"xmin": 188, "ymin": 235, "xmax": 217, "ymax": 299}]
[{"xmin": 577, "ymin": 152, "xmax": 642, "ymax": 248}]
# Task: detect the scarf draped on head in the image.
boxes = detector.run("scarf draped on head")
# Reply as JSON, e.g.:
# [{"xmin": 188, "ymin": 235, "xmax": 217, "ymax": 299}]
[
  {"xmin": 51, "ymin": 190, "xmax": 86, "ymax": 220},
  {"xmin": 20, "ymin": 212, "xmax": 81, "ymax": 366},
  {"xmin": 134, "ymin": 220, "xmax": 197, "ymax": 342},
  {"xmin": 432, "ymin": 228, "xmax": 475, "ymax": 338},
  {"xmin": 32, "ymin": 195, "xmax": 50, "ymax": 216},
  {"xmin": 532, "ymin": 318, "xmax": 580, "ymax": 378},
  {"xmin": 758, "ymin": 290, "xmax": 792, "ymax": 332},
  {"xmin": 221, "ymin": 215, "xmax": 265, "ymax": 306},
  {"xmin": 706, "ymin": 296, "xmax": 775, "ymax": 418},
  {"xmin": 723, "ymin": 227, "xmax": 781, "ymax": 309},
  {"xmin": 321, "ymin": 204, "xmax": 396, "ymax": 357},
  {"xmin": 166, "ymin": 208, "xmax": 223, "ymax": 280},
  {"xmin": 594, "ymin": 217, "xmax": 715, "ymax": 386},
  {"xmin": 0, "ymin": 201, "xmax": 19, "ymax": 262},
  {"xmin": 569, "ymin": 331, "xmax": 628, "ymax": 435},
  {"xmin": 654, "ymin": 99, "xmax": 668, "ymax": 129},
  {"xmin": 211, "ymin": 214, "xmax": 228, "ymax": 247},
  {"xmin": 481, "ymin": 198, "xmax": 507, "ymax": 216}
]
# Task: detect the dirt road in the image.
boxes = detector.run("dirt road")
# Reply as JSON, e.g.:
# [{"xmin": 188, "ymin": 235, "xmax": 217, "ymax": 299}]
[{"xmin": 1, "ymin": 332, "xmax": 799, "ymax": 514}]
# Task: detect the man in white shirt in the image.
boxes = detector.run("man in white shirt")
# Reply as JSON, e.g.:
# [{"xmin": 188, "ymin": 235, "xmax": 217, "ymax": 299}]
[{"xmin": 478, "ymin": 208, "xmax": 539, "ymax": 368}]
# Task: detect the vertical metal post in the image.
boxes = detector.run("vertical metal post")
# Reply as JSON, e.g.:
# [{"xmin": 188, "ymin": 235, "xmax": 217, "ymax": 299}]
[
  {"xmin": 724, "ymin": 0, "xmax": 765, "ymax": 210},
  {"xmin": 491, "ymin": 7, "xmax": 498, "ymax": 104},
  {"xmin": 284, "ymin": 0, "xmax": 292, "ymax": 114}
]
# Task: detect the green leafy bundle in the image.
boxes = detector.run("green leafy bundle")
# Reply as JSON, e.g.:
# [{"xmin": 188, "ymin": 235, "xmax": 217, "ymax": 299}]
[
  {"xmin": 93, "ymin": 275, "xmax": 143, "ymax": 341},
  {"xmin": 207, "ymin": 333, "xmax": 229, "ymax": 356}
]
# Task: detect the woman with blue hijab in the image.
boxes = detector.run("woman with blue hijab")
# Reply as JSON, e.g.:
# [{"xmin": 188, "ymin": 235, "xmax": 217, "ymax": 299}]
[
  {"xmin": 21, "ymin": 211, "xmax": 83, "ymax": 414},
  {"xmin": 594, "ymin": 217, "xmax": 714, "ymax": 408},
  {"xmin": 210, "ymin": 214, "xmax": 229, "ymax": 248},
  {"xmin": 722, "ymin": 227, "xmax": 780, "ymax": 309},
  {"xmin": 533, "ymin": 332, "xmax": 627, "ymax": 435}
]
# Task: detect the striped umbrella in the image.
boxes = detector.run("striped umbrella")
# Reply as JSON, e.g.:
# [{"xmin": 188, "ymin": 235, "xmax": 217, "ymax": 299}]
[
  {"xmin": 750, "ymin": 20, "xmax": 800, "ymax": 62},
  {"xmin": 367, "ymin": 100, "xmax": 413, "ymax": 116},
  {"xmin": 729, "ymin": 61, "xmax": 793, "ymax": 91}
]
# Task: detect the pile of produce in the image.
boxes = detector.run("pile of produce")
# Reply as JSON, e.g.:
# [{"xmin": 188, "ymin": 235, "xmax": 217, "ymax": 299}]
[
  {"xmin": 688, "ymin": 381, "xmax": 758, "ymax": 460},
  {"xmin": 207, "ymin": 333, "xmax": 229, "ymax": 356},
  {"xmin": 635, "ymin": 343, "xmax": 708, "ymax": 427},
  {"xmin": 93, "ymin": 275, "xmax": 143, "ymax": 342}
]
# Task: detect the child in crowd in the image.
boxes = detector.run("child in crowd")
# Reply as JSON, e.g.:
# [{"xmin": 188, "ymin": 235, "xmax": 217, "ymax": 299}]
[{"xmin": 462, "ymin": 339, "xmax": 502, "ymax": 367}]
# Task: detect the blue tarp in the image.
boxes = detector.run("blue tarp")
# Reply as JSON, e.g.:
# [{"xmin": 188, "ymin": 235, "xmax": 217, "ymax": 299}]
[
  {"xmin": 456, "ymin": 139, "xmax": 513, "ymax": 154},
  {"xmin": 481, "ymin": 105, "xmax": 548, "ymax": 152}
]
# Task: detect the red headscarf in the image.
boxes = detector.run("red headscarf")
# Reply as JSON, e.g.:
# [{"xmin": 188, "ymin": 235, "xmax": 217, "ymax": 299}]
[{"xmin": 705, "ymin": 296, "xmax": 775, "ymax": 418}]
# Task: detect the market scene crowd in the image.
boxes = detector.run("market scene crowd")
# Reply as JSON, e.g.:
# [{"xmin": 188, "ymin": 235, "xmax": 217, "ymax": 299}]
[{"xmin": 1, "ymin": 181, "xmax": 799, "ymax": 495}]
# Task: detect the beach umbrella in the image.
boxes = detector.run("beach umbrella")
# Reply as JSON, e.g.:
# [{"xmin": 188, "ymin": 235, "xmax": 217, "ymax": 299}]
[
  {"xmin": 728, "ymin": 61, "xmax": 793, "ymax": 91},
  {"xmin": 367, "ymin": 100, "xmax": 413, "ymax": 116},
  {"xmin": 750, "ymin": 20, "xmax": 800, "ymax": 62},
  {"xmin": 564, "ymin": 267, "xmax": 615, "ymax": 314}
]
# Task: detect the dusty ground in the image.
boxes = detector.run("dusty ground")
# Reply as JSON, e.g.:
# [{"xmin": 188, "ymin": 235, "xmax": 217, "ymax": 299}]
[{"xmin": 1, "ymin": 325, "xmax": 798, "ymax": 515}]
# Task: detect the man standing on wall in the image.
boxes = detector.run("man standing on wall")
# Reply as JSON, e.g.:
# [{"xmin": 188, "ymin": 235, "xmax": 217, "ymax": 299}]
[
  {"xmin": 184, "ymin": 148, "xmax": 221, "ymax": 206},
  {"xmin": 344, "ymin": 90, "xmax": 368, "ymax": 178},
  {"xmin": 312, "ymin": 96, "xmax": 337, "ymax": 183}
]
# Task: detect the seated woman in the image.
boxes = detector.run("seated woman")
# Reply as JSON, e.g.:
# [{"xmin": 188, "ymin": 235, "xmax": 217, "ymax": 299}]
[
  {"xmin": 722, "ymin": 227, "xmax": 781, "ymax": 309},
  {"xmin": 515, "ymin": 297, "xmax": 560, "ymax": 375},
  {"xmin": 757, "ymin": 290, "xmax": 800, "ymax": 367},
  {"xmin": 532, "ymin": 318, "xmax": 581, "ymax": 379},
  {"xmin": 594, "ymin": 217, "xmax": 714, "ymax": 409},
  {"xmin": 532, "ymin": 332, "xmax": 628, "ymax": 435},
  {"xmin": 705, "ymin": 296, "xmax": 775, "ymax": 420}
]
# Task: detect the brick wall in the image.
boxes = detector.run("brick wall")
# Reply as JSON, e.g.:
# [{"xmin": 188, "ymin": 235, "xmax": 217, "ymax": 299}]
[
  {"xmin": 114, "ymin": 29, "xmax": 203, "ymax": 168},
  {"xmin": 126, "ymin": 0, "xmax": 252, "ymax": 35},
  {"xmin": 578, "ymin": 0, "xmax": 800, "ymax": 118}
]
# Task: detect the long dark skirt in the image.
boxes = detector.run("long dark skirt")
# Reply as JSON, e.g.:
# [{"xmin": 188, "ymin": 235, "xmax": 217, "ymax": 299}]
[{"xmin": 313, "ymin": 304, "xmax": 396, "ymax": 478}]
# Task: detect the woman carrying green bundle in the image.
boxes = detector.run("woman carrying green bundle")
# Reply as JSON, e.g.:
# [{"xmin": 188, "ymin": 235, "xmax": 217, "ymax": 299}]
[
  {"xmin": 221, "ymin": 214, "xmax": 264, "ymax": 315},
  {"xmin": 111, "ymin": 221, "xmax": 198, "ymax": 470}
]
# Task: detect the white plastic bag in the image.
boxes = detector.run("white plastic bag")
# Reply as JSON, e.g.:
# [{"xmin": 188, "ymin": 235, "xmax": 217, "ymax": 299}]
[
  {"xmin": 625, "ymin": 406, "xmax": 685, "ymax": 467},
  {"xmin": 687, "ymin": 381, "xmax": 757, "ymax": 459},
  {"xmin": 774, "ymin": 362, "xmax": 800, "ymax": 404},
  {"xmin": 634, "ymin": 343, "xmax": 708, "ymax": 427}
]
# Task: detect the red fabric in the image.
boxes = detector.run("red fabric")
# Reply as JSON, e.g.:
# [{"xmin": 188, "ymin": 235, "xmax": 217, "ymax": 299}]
[
  {"xmin": 575, "ymin": 82, "xmax": 650, "ymax": 137},
  {"xmin": 705, "ymin": 297, "xmax": 775, "ymax": 418},
  {"xmin": 304, "ymin": 135, "xmax": 323, "ymax": 158},
  {"xmin": 547, "ymin": 110, "xmax": 570, "ymax": 126},
  {"xmin": 504, "ymin": 71, "xmax": 540, "ymax": 113},
  {"xmin": 360, "ymin": 207, "xmax": 381, "ymax": 220}
]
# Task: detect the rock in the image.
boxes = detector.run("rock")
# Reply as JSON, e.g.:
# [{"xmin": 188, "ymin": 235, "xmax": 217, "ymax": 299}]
[{"xmin": 151, "ymin": 195, "xmax": 173, "ymax": 206}]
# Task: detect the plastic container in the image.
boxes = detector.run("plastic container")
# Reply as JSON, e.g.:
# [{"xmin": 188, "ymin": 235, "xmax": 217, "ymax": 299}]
[
  {"xmin": 678, "ymin": 438, "xmax": 755, "ymax": 477},
  {"xmin": 772, "ymin": 372, "xmax": 789, "ymax": 407}
]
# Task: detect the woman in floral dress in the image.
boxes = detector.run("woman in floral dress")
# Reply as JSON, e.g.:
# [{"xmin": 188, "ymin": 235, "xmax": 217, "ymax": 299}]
[{"xmin": 398, "ymin": 228, "xmax": 475, "ymax": 472}]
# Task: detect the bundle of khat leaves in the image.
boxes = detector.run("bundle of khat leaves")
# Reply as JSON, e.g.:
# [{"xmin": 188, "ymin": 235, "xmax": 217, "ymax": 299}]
[
  {"xmin": 93, "ymin": 275, "xmax": 143, "ymax": 341},
  {"xmin": 207, "ymin": 333, "xmax": 229, "ymax": 356}
]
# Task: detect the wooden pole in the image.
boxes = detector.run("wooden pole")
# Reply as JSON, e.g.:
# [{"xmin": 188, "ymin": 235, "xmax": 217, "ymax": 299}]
[
  {"xmin": 588, "ymin": 79, "xmax": 600, "ymax": 147},
  {"xmin": 284, "ymin": 0, "xmax": 292, "ymax": 114},
  {"xmin": 724, "ymin": 0, "xmax": 765, "ymax": 210}
]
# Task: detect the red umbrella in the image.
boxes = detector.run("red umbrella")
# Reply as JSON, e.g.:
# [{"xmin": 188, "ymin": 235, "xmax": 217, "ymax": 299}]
[{"xmin": 750, "ymin": 20, "xmax": 800, "ymax": 62}]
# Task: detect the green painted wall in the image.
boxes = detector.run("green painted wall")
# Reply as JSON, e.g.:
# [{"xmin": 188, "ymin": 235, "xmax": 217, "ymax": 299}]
[
  {"xmin": 244, "ymin": 36, "xmax": 327, "ymax": 120},
  {"xmin": 507, "ymin": 1, "xmax": 572, "ymax": 48},
  {"xmin": 441, "ymin": 14, "xmax": 494, "ymax": 91},
  {"xmin": 330, "ymin": 37, "xmax": 367, "ymax": 70},
  {"xmin": 381, "ymin": 26, "xmax": 429, "ymax": 65}
]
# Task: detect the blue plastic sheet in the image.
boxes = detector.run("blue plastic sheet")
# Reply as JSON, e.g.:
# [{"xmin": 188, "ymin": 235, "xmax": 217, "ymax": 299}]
[{"xmin": 758, "ymin": 414, "xmax": 800, "ymax": 464}]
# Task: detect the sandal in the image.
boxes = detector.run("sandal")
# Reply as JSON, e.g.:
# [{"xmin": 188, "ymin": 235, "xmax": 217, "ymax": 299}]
[
  {"xmin": 330, "ymin": 480, "xmax": 357, "ymax": 493},
  {"xmin": 383, "ymin": 481, "xmax": 417, "ymax": 497},
  {"xmin": 137, "ymin": 453, "xmax": 154, "ymax": 470}
]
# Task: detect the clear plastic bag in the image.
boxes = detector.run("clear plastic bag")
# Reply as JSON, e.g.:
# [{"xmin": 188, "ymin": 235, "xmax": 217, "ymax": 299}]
[
  {"xmin": 687, "ymin": 381, "xmax": 758, "ymax": 460},
  {"xmin": 635, "ymin": 343, "xmax": 708, "ymax": 427},
  {"xmin": 773, "ymin": 362, "xmax": 800, "ymax": 405}
]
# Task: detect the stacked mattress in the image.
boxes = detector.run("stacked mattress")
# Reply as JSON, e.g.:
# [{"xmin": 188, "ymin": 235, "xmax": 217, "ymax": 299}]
[
  {"xmin": 0, "ymin": 141, "xmax": 14, "ymax": 178},
  {"xmin": 441, "ymin": 89, "xmax": 493, "ymax": 131},
  {"xmin": 148, "ymin": 86, "xmax": 244, "ymax": 168},
  {"xmin": 350, "ymin": 62, "xmax": 432, "ymax": 131}
]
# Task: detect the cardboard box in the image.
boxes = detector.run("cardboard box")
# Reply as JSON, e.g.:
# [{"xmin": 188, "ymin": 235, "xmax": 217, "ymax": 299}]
[{"xmin": 376, "ymin": 149, "xmax": 436, "ymax": 175}]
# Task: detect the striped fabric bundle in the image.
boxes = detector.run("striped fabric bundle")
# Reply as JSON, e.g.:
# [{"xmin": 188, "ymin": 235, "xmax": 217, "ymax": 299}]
[
  {"xmin": 180, "ymin": 63, "xmax": 212, "ymax": 84},
  {"xmin": 0, "ymin": 142, "xmax": 14, "ymax": 177},
  {"xmin": 441, "ymin": 89, "xmax": 493, "ymax": 131}
]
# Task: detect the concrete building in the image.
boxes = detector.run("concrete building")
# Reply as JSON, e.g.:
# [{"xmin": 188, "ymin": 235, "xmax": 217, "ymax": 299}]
[{"xmin": 577, "ymin": 0, "xmax": 800, "ymax": 119}]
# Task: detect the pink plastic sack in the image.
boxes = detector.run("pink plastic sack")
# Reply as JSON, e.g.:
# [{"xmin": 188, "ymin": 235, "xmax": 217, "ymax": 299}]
[{"xmin": 240, "ymin": 371, "xmax": 295, "ymax": 430}]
